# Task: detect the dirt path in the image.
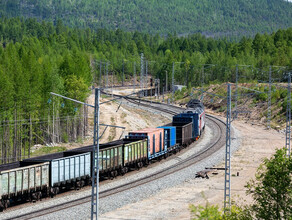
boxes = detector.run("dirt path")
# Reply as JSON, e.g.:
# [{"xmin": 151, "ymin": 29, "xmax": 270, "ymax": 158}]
[{"xmin": 100, "ymin": 112, "xmax": 285, "ymax": 220}]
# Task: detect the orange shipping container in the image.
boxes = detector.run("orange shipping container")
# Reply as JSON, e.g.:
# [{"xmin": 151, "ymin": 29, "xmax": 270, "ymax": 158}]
[{"xmin": 128, "ymin": 128, "xmax": 164, "ymax": 155}]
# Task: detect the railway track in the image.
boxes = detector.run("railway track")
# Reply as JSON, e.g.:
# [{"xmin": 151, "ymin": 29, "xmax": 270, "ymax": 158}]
[{"xmin": 4, "ymin": 91, "xmax": 226, "ymax": 220}]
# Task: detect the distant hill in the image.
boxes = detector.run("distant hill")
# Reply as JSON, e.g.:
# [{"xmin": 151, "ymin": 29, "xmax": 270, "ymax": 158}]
[{"xmin": 0, "ymin": 0, "xmax": 292, "ymax": 37}]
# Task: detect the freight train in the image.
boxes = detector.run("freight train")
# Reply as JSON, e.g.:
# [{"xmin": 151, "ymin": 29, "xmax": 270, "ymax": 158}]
[{"xmin": 0, "ymin": 99, "xmax": 205, "ymax": 211}]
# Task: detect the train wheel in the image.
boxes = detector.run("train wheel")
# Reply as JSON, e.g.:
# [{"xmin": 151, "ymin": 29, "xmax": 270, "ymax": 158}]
[
  {"xmin": 37, "ymin": 192, "xmax": 42, "ymax": 201},
  {"xmin": 0, "ymin": 200, "xmax": 4, "ymax": 212},
  {"xmin": 3, "ymin": 201, "xmax": 7, "ymax": 210},
  {"xmin": 3, "ymin": 200, "xmax": 9, "ymax": 210}
]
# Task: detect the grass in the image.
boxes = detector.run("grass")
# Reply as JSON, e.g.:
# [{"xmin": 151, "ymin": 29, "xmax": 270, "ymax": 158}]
[
  {"xmin": 31, "ymin": 146, "xmax": 67, "ymax": 157},
  {"xmin": 121, "ymin": 112, "xmax": 127, "ymax": 119},
  {"xmin": 108, "ymin": 116, "xmax": 116, "ymax": 142}
]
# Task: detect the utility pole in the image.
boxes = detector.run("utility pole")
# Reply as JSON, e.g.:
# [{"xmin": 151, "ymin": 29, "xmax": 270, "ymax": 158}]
[
  {"xmin": 286, "ymin": 73, "xmax": 291, "ymax": 157},
  {"xmin": 112, "ymin": 70, "xmax": 114, "ymax": 99},
  {"xmin": 201, "ymin": 65, "xmax": 205, "ymax": 89},
  {"xmin": 106, "ymin": 62, "xmax": 109, "ymax": 89},
  {"xmin": 155, "ymin": 79, "xmax": 158, "ymax": 99},
  {"xmin": 268, "ymin": 66, "xmax": 272, "ymax": 129},
  {"xmin": 91, "ymin": 88, "xmax": 100, "ymax": 220},
  {"xmin": 122, "ymin": 60, "xmax": 124, "ymax": 86},
  {"xmin": 224, "ymin": 84, "xmax": 231, "ymax": 213},
  {"xmin": 99, "ymin": 61, "xmax": 102, "ymax": 87},
  {"xmin": 145, "ymin": 60, "xmax": 148, "ymax": 88},
  {"xmin": 166, "ymin": 71, "xmax": 168, "ymax": 93},
  {"xmin": 133, "ymin": 61, "xmax": 136, "ymax": 92},
  {"xmin": 103, "ymin": 62, "xmax": 106, "ymax": 88},
  {"xmin": 158, "ymin": 79, "xmax": 160, "ymax": 98},
  {"xmin": 52, "ymin": 97, "xmax": 55, "ymax": 144},
  {"xmin": 140, "ymin": 53, "xmax": 144, "ymax": 96},
  {"xmin": 172, "ymin": 62, "xmax": 175, "ymax": 95},
  {"xmin": 235, "ymin": 64, "xmax": 239, "ymax": 119}
]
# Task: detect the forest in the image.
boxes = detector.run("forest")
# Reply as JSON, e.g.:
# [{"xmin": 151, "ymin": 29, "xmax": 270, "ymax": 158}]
[
  {"xmin": 0, "ymin": 0, "xmax": 292, "ymax": 37},
  {"xmin": 0, "ymin": 17, "xmax": 291, "ymax": 164}
]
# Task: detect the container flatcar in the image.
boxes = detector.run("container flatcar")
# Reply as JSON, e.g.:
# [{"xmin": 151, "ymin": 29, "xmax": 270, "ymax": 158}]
[
  {"xmin": 158, "ymin": 126, "xmax": 177, "ymax": 151},
  {"xmin": 128, "ymin": 128, "xmax": 165, "ymax": 159}
]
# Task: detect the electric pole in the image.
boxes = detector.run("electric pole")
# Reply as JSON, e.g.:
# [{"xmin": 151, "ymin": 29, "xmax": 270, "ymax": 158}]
[
  {"xmin": 268, "ymin": 66, "xmax": 272, "ymax": 129},
  {"xmin": 91, "ymin": 88, "xmax": 100, "ymax": 220},
  {"xmin": 235, "ymin": 64, "xmax": 238, "ymax": 119},
  {"xmin": 122, "ymin": 60, "xmax": 124, "ymax": 86},
  {"xmin": 140, "ymin": 53, "xmax": 144, "ymax": 96},
  {"xmin": 224, "ymin": 84, "xmax": 231, "ymax": 213},
  {"xmin": 286, "ymin": 73, "xmax": 291, "ymax": 157}
]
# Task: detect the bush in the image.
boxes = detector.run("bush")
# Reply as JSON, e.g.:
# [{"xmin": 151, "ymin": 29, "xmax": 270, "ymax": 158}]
[
  {"xmin": 190, "ymin": 148, "xmax": 292, "ymax": 220},
  {"xmin": 246, "ymin": 148, "xmax": 292, "ymax": 220},
  {"xmin": 62, "ymin": 132, "xmax": 69, "ymax": 143},
  {"xmin": 280, "ymin": 89, "xmax": 288, "ymax": 99},
  {"xmin": 256, "ymin": 93, "xmax": 268, "ymax": 101},
  {"xmin": 190, "ymin": 202, "xmax": 252, "ymax": 220}
]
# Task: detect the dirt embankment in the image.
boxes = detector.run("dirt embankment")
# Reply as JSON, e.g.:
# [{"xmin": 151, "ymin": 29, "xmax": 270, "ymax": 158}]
[{"xmin": 63, "ymin": 89, "xmax": 170, "ymax": 150}]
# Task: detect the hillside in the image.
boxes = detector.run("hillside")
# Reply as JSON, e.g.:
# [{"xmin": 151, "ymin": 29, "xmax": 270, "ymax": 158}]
[
  {"xmin": 0, "ymin": 0, "xmax": 292, "ymax": 37},
  {"xmin": 172, "ymin": 82, "xmax": 291, "ymax": 131},
  {"xmin": 0, "ymin": 17, "xmax": 291, "ymax": 165}
]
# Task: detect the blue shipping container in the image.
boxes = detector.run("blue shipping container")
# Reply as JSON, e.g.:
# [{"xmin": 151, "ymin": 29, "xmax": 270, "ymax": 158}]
[
  {"xmin": 158, "ymin": 126, "xmax": 176, "ymax": 149},
  {"xmin": 173, "ymin": 113, "xmax": 199, "ymax": 138}
]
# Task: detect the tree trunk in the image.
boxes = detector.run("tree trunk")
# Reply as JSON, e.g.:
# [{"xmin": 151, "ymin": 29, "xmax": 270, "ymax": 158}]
[
  {"xmin": 4, "ymin": 119, "xmax": 10, "ymax": 163},
  {"xmin": 29, "ymin": 114, "xmax": 32, "ymax": 158}
]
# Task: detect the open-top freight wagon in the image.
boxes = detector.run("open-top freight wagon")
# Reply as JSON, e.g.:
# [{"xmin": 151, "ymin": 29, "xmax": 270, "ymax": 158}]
[{"xmin": 0, "ymin": 161, "xmax": 50, "ymax": 210}]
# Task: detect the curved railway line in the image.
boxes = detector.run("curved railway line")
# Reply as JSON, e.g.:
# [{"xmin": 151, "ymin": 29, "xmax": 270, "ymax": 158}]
[{"xmin": 4, "ymin": 91, "xmax": 226, "ymax": 220}]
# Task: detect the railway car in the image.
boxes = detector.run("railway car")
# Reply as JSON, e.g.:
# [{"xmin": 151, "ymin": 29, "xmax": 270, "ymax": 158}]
[
  {"xmin": 66, "ymin": 138, "xmax": 148, "ymax": 179},
  {"xmin": 166, "ymin": 122, "xmax": 193, "ymax": 147},
  {"xmin": 157, "ymin": 126, "xmax": 177, "ymax": 151},
  {"xmin": 66, "ymin": 140, "xmax": 124, "ymax": 179},
  {"xmin": 184, "ymin": 99, "xmax": 206, "ymax": 133},
  {"xmin": 173, "ymin": 113, "xmax": 200, "ymax": 140},
  {"xmin": 186, "ymin": 99, "xmax": 204, "ymax": 110},
  {"xmin": 0, "ymin": 162, "xmax": 50, "ymax": 210},
  {"xmin": 128, "ymin": 128, "xmax": 165, "ymax": 160},
  {"xmin": 21, "ymin": 152, "xmax": 91, "ymax": 196},
  {"xmin": 123, "ymin": 138, "xmax": 148, "ymax": 170},
  {"xmin": 173, "ymin": 100, "xmax": 205, "ymax": 140}
]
